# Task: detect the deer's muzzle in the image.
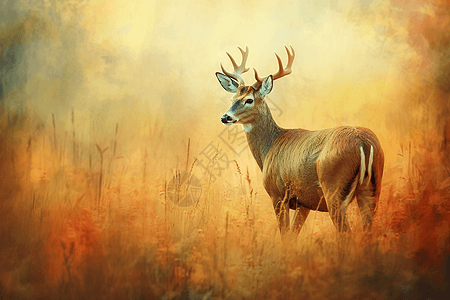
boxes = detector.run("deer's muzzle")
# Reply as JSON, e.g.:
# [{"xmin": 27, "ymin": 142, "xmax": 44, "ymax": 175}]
[{"xmin": 221, "ymin": 114, "xmax": 237, "ymax": 125}]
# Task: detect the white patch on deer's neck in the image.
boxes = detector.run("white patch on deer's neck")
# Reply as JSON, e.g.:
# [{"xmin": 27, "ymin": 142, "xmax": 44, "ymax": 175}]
[{"xmin": 243, "ymin": 124, "xmax": 252, "ymax": 133}]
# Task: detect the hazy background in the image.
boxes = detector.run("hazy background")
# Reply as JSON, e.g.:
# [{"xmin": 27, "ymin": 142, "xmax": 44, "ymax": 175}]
[
  {"xmin": 1, "ymin": 1, "xmax": 450, "ymax": 298},
  {"xmin": 1, "ymin": 0, "xmax": 449, "ymax": 183}
]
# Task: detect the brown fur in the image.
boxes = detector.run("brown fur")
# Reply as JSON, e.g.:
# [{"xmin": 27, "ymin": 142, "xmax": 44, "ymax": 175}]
[
  {"xmin": 223, "ymin": 89, "xmax": 384, "ymax": 235},
  {"xmin": 218, "ymin": 46, "xmax": 384, "ymax": 236}
]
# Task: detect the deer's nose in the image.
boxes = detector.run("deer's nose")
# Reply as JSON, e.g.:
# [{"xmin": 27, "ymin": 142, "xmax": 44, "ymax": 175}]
[{"xmin": 221, "ymin": 114, "xmax": 233, "ymax": 124}]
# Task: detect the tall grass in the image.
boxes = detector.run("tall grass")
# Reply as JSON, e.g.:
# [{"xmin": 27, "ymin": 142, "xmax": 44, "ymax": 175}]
[{"xmin": 0, "ymin": 111, "xmax": 449, "ymax": 300}]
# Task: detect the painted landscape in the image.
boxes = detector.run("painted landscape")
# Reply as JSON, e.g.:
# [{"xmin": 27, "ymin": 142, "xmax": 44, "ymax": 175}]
[{"xmin": 1, "ymin": 0, "xmax": 450, "ymax": 299}]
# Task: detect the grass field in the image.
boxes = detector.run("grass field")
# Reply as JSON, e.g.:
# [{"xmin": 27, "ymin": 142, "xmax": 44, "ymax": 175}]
[
  {"xmin": 1, "ymin": 108, "xmax": 449, "ymax": 299},
  {"xmin": 1, "ymin": 1, "xmax": 450, "ymax": 299}
]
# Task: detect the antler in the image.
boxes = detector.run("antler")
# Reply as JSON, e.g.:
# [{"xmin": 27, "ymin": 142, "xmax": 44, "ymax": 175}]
[
  {"xmin": 254, "ymin": 45, "xmax": 295, "ymax": 83},
  {"xmin": 220, "ymin": 46, "xmax": 250, "ymax": 86}
]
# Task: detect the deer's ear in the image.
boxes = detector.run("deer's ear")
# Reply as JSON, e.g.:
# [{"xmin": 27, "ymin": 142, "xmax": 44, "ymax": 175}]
[
  {"xmin": 259, "ymin": 75, "xmax": 273, "ymax": 97},
  {"xmin": 216, "ymin": 72, "xmax": 239, "ymax": 93}
]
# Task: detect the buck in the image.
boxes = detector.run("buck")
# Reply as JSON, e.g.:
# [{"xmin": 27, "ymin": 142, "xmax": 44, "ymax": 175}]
[{"xmin": 216, "ymin": 46, "xmax": 384, "ymax": 235}]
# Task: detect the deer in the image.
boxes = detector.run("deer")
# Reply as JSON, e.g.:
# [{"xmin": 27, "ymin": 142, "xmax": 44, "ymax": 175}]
[{"xmin": 216, "ymin": 45, "xmax": 384, "ymax": 236}]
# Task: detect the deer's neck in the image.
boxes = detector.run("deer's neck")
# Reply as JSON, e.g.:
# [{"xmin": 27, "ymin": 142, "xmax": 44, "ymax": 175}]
[{"xmin": 245, "ymin": 103, "xmax": 283, "ymax": 170}]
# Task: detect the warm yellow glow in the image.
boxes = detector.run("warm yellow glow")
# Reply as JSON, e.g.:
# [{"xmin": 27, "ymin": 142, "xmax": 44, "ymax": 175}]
[{"xmin": 1, "ymin": 1, "xmax": 449, "ymax": 297}]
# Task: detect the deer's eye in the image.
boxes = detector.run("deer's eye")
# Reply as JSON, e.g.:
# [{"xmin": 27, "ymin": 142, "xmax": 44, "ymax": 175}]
[{"xmin": 245, "ymin": 99, "xmax": 253, "ymax": 105}]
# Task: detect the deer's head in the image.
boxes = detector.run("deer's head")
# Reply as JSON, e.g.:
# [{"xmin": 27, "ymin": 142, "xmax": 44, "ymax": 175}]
[{"xmin": 216, "ymin": 46, "xmax": 295, "ymax": 129}]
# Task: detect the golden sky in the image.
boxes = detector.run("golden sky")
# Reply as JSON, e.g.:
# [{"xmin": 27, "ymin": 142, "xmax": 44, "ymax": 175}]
[{"xmin": 1, "ymin": 0, "xmax": 448, "ymax": 175}]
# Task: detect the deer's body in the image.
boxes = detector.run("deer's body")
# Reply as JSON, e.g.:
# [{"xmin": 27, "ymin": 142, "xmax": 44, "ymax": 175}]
[{"xmin": 216, "ymin": 46, "xmax": 384, "ymax": 235}]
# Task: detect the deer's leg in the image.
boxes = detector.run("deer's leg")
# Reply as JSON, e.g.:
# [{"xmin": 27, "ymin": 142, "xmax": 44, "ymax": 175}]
[
  {"xmin": 356, "ymin": 180, "xmax": 378, "ymax": 231},
  {"xmin": 357, "ymin": 153, "xmax": 383, "ymax": 231},
  {"xmin": 327, "ymin": 198, "xmax": 351, "ymax": 233},
  {"xmin": 321, "ymin": 180, "xmax": 358, "ymax": 233},
  {"xmin": 273, "ymin": 196, "xmax": 290, "ymax": 236},
  {"xmin": 291, "ymin": 206, "xmax": 310, "ymax": 236}
]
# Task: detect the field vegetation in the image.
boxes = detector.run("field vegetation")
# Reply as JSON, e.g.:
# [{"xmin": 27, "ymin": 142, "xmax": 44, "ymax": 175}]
[
  {"xmin": 1, "ymin": 0, "xmax": 450, "ymax": 299},
  {"xmin": 1, "ymin": 103, "xmax": 449, "ymax": 299}
]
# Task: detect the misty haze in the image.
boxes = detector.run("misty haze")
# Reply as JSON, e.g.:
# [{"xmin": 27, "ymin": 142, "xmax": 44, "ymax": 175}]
[{"xmin": 1, "ymin": 0, "xmax": 449, "ymax": 299}]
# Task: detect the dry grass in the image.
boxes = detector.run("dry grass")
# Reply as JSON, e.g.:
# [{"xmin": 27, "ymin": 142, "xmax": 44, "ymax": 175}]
[{"xmin": 0, "ymin": 112, "xmax": 449, "ymax": 300}]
